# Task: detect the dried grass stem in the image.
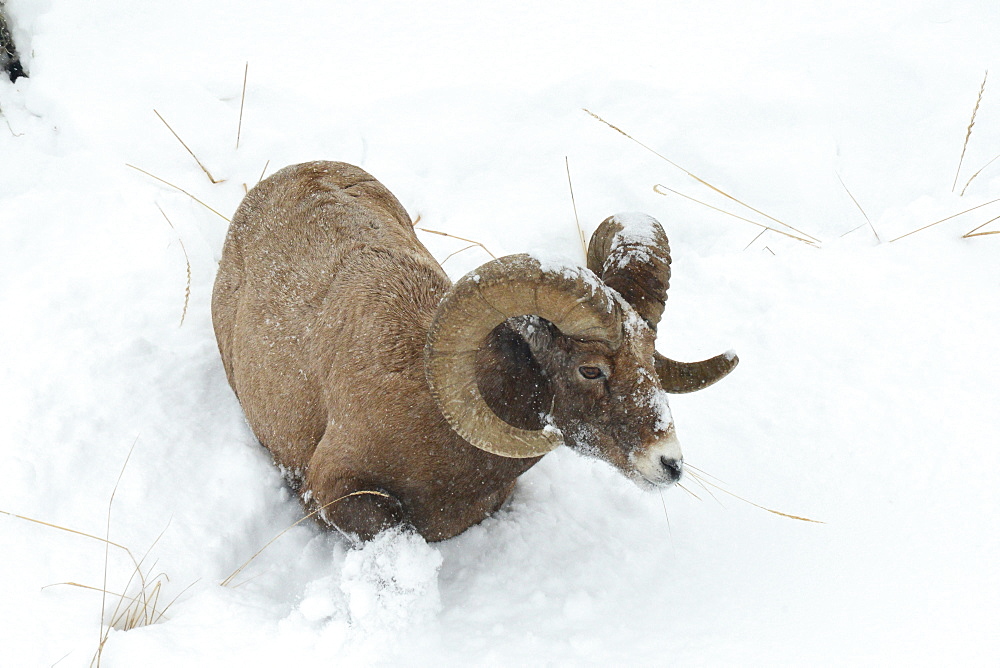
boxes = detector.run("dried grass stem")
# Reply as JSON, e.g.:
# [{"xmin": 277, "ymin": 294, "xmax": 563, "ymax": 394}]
[
  {"xmin": 127, "ymin": 163, "xmax": 230, "ymax": 222},
  {"xmin": 742, "ymin": 228, "xmax": 767, "ymax": 251},
  {"xmin": 153, "ymin": 109, "xmax": 221, "ymax": 184},
  {"xmin": 837, "ymin": 173, "xmax": 880, "ymax": 242},
  {"xmin": 654, "ymin": 184, "xmax": 817, "ymax": 247},
  {"xmin": 960, "ymin": 152, "xmax": 1000, "ymax": 196},
  {"xmin": 889, "ymin": 197, "xmax": 1000, "ymax": 242},
  {"xmin": 683, "ymin": 465, "xmax": 824, "ymax": 524},
  {"xmin": 156, "ymin": 204, "xmax": 192, "ymax": 326},
  {"xmin": 236, "ymin": 62, "xmax": 248, "ymax": 150},
  {"xmin": 963, "ymin": 213, "xmax": 1000, "ymax": 238},
  {"xmin": 952, "ymin": 70, "xmax": 988, "ymax": 192},
  {"xmin": 221, "ymin": 490, "xmax": 393, "ymax": 587},
  {"xmin": 564, "ymin": 156, "xmax": 587, "ymax": 257},
  {"xmin": 584, "ymin": 109, "xmax": 821, "ymax": 243},
  {"xmin": 416, "ymin": 227, "xmax": 496, "ymax": 259}
]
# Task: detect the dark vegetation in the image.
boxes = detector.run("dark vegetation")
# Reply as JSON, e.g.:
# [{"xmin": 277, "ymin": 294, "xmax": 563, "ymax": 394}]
[{"xmin": 0, "ymin": 4, "xmax": 26, "ymax": 82}]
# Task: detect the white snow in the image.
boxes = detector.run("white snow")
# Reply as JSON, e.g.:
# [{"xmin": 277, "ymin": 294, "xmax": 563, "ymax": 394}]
[
  {"xmin": 651, "ymin": 388, "xmax": 675, "ymax": 434},
  {"xmin": 609, "ymin": 211, "xmax": 663, "ymax": 247},
  {"xmin": 2, "ymin": 1, "xmax": 1000, "ymax": 666},
  {"xmin": 531, "ymin": 253, "xmax": 624, "ymax": 320}
]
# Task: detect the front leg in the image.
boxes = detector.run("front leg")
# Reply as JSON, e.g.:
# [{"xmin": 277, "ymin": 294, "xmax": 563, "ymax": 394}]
[
  {"xmin": 301, "ymin": 428, "xmax": 409, "ymax": 542},
  {"xmin": 305, "ymin": 478, "xmax": 406, "ymax": 543}
]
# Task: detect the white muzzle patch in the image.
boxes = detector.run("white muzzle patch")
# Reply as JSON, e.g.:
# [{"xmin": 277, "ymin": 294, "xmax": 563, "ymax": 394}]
[{"xmin": 631, "ymin": 428, "xmax": 683, "ymax": 488}]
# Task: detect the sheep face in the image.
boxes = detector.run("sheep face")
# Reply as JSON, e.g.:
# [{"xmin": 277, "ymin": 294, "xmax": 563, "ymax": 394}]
[
  {"xmin": 431, "ymin": 247, "xmax": 735, "ymax": 482},
  {"xmin": 428, "ymin": 220, "xmax": 737, "ymax": 493},
  {"xmin": 509, "ymin": 313, "xmax": 683, "ymax": 488}
]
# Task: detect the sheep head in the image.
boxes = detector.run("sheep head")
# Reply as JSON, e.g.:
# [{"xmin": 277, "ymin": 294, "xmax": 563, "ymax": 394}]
[{"xmin": 425, "ymin": 213, "xmax": 737, "ymax": 488}]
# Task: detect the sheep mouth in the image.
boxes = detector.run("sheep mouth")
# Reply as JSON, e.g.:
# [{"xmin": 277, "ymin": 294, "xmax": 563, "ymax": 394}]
[
  {"xmin": 629, "ymin": 433, "xmax": 683, "ymax": 489},
  {"xmin": 632, "ymin": 466, "xmax": 683, "ymax": 490}
]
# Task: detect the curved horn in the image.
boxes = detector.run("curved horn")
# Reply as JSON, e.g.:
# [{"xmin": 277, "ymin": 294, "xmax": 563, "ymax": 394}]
[
  {"xmin": 426, "ymin": 254, "xmax": 622, "ymax": 458},
  {"xmin": 655, "ymin": 351, "xmax": 739, "ymax": 394},
  {"xmin": 589, "ymin": 213, "xmax": 739, "ymax": 393},
  {"xmin": 586, "ymin": 213, "xmax": 671, "ymax": 330}
]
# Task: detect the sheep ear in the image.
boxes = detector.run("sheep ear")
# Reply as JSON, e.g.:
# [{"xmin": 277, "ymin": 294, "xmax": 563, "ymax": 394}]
[
  {"xmin": 426, "ymin": 254, "xmax": 623, "ymax": 458},
  {"xmin": 655, "ymin": 351, "xmax": 739, "ymax": 394},
  {"xmin": 475, "ymin": 317, "xmax": 554, "ymax": 432}
]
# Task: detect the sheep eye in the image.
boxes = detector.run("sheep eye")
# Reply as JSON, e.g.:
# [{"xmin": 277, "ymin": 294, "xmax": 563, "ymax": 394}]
[{"xmin": 578, "ymin": 366, "xmax": 604, "ymax": 380}]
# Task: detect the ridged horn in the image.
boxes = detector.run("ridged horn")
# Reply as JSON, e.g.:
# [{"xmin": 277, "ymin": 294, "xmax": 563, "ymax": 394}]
[
  {"xmin": 425, "ymin": 254, "xmax": 622, "ymax": 458},
  {"xmin": 589, "ymin": 213, "xmax": 739, "ymax": 393},
  {"xmin": 586, "ymin": 213, "xmax": 671, "ymax": 330},
  {"xmin": 655, "ymin": 351, "xmax": 739, "ymax": 394}
]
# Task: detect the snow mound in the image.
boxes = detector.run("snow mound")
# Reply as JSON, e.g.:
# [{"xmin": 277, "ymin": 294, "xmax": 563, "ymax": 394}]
[
  {"xmin": 609, "ymin": 211, "xmax": 663, "ymax": 246},
  {"xmin": 339, "ymin": 528, "xmax": 443, "ymax": 632}
]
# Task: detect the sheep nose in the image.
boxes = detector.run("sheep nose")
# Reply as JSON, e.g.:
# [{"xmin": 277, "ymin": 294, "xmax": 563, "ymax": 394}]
[{"xmin": 659, "ymin": 456, "xmax": 683, "ymax": 483}]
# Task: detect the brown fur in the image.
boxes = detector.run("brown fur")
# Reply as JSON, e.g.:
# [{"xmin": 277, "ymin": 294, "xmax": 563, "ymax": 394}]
[
  {"xmin": 214, "ymin": 162, "xmax": 538, "ymax": 541},
  {"xmin": 213, "ymin": 161, "xmax": 703, "ymax": 542}
]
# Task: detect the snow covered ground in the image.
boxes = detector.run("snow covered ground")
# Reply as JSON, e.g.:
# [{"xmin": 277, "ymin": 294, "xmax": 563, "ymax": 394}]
[{"xmin": 2, "ymin": 1, "xmax": 999, "ymax": 665}]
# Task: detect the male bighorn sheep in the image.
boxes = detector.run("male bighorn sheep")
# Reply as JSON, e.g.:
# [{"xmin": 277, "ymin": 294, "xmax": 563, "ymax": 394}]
[{"xmin": 213, "ymin": 161, "xmax": 737, "ymax": 542}]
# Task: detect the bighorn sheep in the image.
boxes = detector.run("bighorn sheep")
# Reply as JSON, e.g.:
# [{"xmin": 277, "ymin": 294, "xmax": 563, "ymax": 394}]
[{"xmin": 212, "ymin": 161, "xmax": 737, "ymax": 542}]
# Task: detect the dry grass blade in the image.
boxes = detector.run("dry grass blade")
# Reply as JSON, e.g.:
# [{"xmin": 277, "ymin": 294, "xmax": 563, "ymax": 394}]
[
  {"xmin": 441, "ymin": 243, "xmax": 482, "ymax": 265},
  {"xmin": 889, "ymin": 197, "xmax": 1000, "ymax": 242},
  {"xmin": 654, "ymin": 184, "xmax": 818, "ymax": 247},
  {"xmin": 96, "ymin": 438, "xmax": 139, "ymax": 666},
  {"xmin": 416, "ymin": 228, "xmax": 497, "ymax": 259},
  {"xmin": 44, "ymin": 582, "xmax": 137, "ymax": 604},
  {"xmin": 236, "ymin": 62, "xmax": 248, "ymax": 150},
  {"xmin": 838, "ymin": 222, "xmax": 869, "ymax": 238},
  {"xmin": 91, "ymin": 525, "xmax": 189, "ymax": 665},
  {"xmin": 156, "ymin": 204, "xmax": 191, "ymax": 327},
  {"xmin": 149, "ymin": 578, "xmax": 201, "ymax": 626},
  {"xmin": 0, "ymin": 509, "xmax": 133, "ymax": 554},
  {"xmin": 952, "ymin": 70, "xmax": 988, "ymax": 193},
  {"xmin": 229, "ymin": 570, "xmax": 271, "ymax": 590},
  {"xmin": 715, "ymin": 486, "xmax": 823, "ymax": 523},
  {"xmin": 5, "ymin": 116, "xmax": 23, "ymax": 137},
  {"xmin": 676, "ymin": 482, "xmax": 702, "ymax": 501},
  {"xmin": 960, "ymin": 152, "xmax": 1000, "ymax": 196},
  {"xmin": 105, "ymin": 521, "xmax": 172, "ymax": 632},
  {"xmin": 657, "ymin": 490, "xmax": 672, "ymax": 537},
  {"xmin": 564, "ymin": 156, "xmax": 587, "ymax": 257},
  {"xmin": 49, "ymin": 577, "xmax": 198, "ymax": 631},
  {"xmin": 257, "ymin": 159, "xmax": 270, "ymax": 186},
  {"xmin": 837, "ymin": 173, "xmax": 880, "ymax": 242},
  {"xmin": 963, "ymin": 213, "xmax": 1000, "ymax": 238},
  {"xmin": 109, "ymin": 579, "xmax": 163, "ymax": 631},
  {"xmin": 153, "ymin": 109, "xmax": 221, "ymax": 184},
  {"xmin": 683, "ymin": 465, "xmax": 824, "ymax": 524},
  {"xmin": 2, "ymin": 456, "xmax": 182, "ymax": 665},
  {"xmin": 684, "ymin": 462, "xmax": 727, "ymax": 485},
  {"xmin": 127, "ymin": 163, "xmax": 230, "ymax": 222},
  {"xmin": 221, "ymin": 490, "xmax": 393, "ymax": 587},
  {"xmin": 684, "ymin": 469, "xmax": 723, "ymax": 505},
  {"xmin": 585, "ymin": 109, "xmax": 821, "ymax": 243},
  {"xmin": 25, "ymin": 523, "xmax": 165, "ymax": 645},
  {"xmin": 742, "ymin": 228, "xmax": 767, "ymax": 251}
]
